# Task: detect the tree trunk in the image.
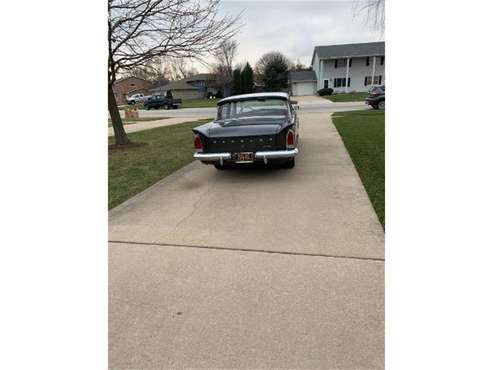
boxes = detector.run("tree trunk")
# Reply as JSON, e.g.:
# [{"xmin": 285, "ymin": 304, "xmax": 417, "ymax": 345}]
[{"xmin": 108, "ymin": 83, "xmax": 130, "ymax": 145}]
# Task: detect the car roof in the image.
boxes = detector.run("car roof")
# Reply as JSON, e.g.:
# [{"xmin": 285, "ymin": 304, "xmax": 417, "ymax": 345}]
[{"xmin": 217, "ymin": 92, "xmax": 290, "ymax": 105}]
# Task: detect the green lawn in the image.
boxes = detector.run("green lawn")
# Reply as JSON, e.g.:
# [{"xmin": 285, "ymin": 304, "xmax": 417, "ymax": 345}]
[
  {"xmin": 108, "ymin": 117, "xmax": 168, "ymax": 127},
  {"xmin": 108, "ymin": 118, "xmax": 211, "ymax": 209},
  {"xmin": 332, "ymin": 110, "xmax": 385, "ymax": 227},
  {"xmin": 181, "ymin": 98, "xmax": 218, "ymax": 108},
  {"xmin": 325, "ymin": 92, "xmax": 367, "ymax": 102},
  {"xmin": 118, "ymin": 103, "xmax": 145, "ymax": 110}
]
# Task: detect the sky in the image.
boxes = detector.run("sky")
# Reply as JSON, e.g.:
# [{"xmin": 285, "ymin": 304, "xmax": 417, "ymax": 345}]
[{"xmin": 195, "ymin": 0, "xmax": 384, "ymax": 71}]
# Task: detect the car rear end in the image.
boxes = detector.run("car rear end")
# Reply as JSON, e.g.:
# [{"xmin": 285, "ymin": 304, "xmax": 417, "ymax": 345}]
[
  {"xmin": 365, "ymin": 85, "xmax": 385, "ymax": 108},
  {"xmin": 194, "ymin": 126, "xmax": 297, "ymax": 166}
]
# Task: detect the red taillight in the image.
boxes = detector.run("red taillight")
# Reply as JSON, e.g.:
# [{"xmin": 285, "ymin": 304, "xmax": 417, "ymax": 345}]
[
  {"xmin": 286, "ymin": 130, "xmax": 295, "ymax": 148},
  {"xmin": 194, "ymin": 134, "xmax": 203, "ymax": 152}
]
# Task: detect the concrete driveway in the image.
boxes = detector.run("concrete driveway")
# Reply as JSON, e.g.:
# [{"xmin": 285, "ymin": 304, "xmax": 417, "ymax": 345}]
[{"xmin": 109, "ymin": 110, "xmax": 384, "ymax": 368}]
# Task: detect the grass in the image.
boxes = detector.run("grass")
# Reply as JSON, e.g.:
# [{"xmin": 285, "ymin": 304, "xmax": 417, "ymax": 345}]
[
  {"xmin": 108, "ymin": 117, "xmax": 168, "ymax": 127},
  {"xmin": 332, "ymin": 109, "xmax": 385, "ymax": 227},
  {"xmin": 118, "ymin": 103, "xmax": 145, "ymax": 110},
  {"xmin": 325, "ymin": 92, "xmax": 367, "ymax": 102},
  {"xmin": 108, "ymin": 118, "xmax": 212, "ymax": 209},
  {"xmin": 181, "ymin": 98, "xmax": 218, "ymax": 108}
]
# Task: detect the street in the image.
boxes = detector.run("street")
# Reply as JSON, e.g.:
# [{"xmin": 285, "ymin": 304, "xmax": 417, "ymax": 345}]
[
  {"xmin": 110, "ymin": 98, "xmax": 369, "ymax": 136},
  {"xmin": 109, "ymin": 97, "xmax": 384, "ymax": 368}
]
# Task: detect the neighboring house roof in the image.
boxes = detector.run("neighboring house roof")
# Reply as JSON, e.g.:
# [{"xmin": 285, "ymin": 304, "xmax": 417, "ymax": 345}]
[
  {"xmin": 150, "ymin": 79, "xmax": 199, "ymax": 92},
  {"xmin": 311, "ymin": 42, "xmax": 385, "ymax": 66},
  {"xmin": 218, "ymin": 92, "xmax": 289, "ymax": 104},
  {"xmin": 114, "ymin": 76, "xmax": 150, "ymax": 85},
  {"xmin": 185, "ymin": 73, "xmax": 217, "ymax": 82},
  {"xmin": 289, "ymin": 70, "xmax": 317, "ymax": 82}
]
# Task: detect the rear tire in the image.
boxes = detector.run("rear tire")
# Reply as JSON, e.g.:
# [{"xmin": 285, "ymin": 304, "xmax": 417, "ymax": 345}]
[
  {"xmin": 378, "ymin": 100, "xmax": 385, "ymax": 110},
  {"xmin": 214, "ymin": 164, "xmax": 226, "ymax": 170},
  {"xmin": 283, "ymin": 158, "xmax": 295, "ymax": 169}
]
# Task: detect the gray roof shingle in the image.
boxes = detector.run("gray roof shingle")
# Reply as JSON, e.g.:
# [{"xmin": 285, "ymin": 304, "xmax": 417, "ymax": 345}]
[
  {"xmin": 289, "ymin": 70, "xmax": 317, "ymax": 82},
  {"xmin": 311, "ymin": 42, "xmax": 385, "ymax": 65},
  {"xmin": 149, "ymin": 79, "xmax": 199, "ymax": 92}
]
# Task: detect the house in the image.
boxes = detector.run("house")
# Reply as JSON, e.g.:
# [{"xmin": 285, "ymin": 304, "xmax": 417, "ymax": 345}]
[
  {"xmin": 149, "ymin": 79, "xmax": 202, "ymax": 99},
  {"xmin": 288, "ymin": 70, "xmax": 318, "ymax": 96},
  {"xmin": 311, "ymin": 42, "xmax": 385, "ymax": 93},
  {"xmin": 149, "ymin": 73, "xmax": 232, "ymax": 99},
  {"xmin": 112, "ymin": 76, "xmax": 153, "ymax": 105}
]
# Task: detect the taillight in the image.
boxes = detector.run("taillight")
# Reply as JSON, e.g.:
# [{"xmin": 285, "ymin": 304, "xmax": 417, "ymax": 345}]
[
  {"xmin": 194, "ymin": 134, "xmax": 203, "ymax": 152},
  {"xmin": 286, "ymin": 129, "xmax": 295, "ymax": 148}
]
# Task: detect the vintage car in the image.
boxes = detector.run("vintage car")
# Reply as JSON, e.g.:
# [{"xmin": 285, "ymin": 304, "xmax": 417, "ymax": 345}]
[{"xmin": 192, "ymin": 92, "xmax": 299, "ymax": 169}]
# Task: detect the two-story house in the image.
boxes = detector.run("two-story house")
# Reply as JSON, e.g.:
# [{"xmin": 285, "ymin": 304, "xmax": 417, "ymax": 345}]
[{"xmin": 311, "ymin": 42, "xmax": 385, "ymax": 93}]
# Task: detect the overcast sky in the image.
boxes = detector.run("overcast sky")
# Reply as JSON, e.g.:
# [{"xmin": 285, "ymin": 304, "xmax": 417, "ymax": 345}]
[{"xmin": 196, "ymin": 0, "xmax": 384, "ymax": 71}]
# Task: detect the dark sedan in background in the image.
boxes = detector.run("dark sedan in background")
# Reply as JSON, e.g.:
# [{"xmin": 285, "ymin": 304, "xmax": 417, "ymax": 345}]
[
  {"xmin": 192, "ymin": 92, "xmax": 299, "ymax": 170},
  {"xmin": 365, "ymin": 85, "xmax": 385, "ymax": 109}
]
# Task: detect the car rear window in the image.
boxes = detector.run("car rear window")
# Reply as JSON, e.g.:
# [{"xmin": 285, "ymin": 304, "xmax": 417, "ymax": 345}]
[{"xmin": 217, "ymin": 98, "xmax": 289, "ymax": 121}]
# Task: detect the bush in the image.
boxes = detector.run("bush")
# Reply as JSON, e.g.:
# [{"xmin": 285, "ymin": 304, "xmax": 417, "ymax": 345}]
[
  {"xmin": 166, "ymin": 90, "xmax": 173, "ymax": 99},
  {"xmin": 317, "ymin": 88, "xmax": 334, "ymax": 96},
  {"xmin": 215, "ymin": 90, "xmax": 223, "ymax": 99}
]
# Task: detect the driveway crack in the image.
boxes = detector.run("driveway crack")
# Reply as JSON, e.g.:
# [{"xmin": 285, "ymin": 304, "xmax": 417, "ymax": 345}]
[{"xmin": 108, "ymin": 240, "xmax": 385, "ymax": 262}]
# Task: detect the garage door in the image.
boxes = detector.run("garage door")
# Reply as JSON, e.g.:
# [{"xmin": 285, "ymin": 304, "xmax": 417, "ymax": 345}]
[{"xmin": 292, "ymin": 81, "xmax": 316, "ymax": 96}]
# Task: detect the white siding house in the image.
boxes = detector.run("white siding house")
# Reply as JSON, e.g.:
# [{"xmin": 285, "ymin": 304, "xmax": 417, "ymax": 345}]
[{"xmin": 311, "ymin": 42, "xmax": 385, "ymax": 93}]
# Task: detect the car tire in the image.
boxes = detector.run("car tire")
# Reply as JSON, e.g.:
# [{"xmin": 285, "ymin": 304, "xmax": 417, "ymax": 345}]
[
  {"xmin": 283, "ymin": 158, "xmax": 295, "ymax": 169},
  {"xmin": 371, "ymin": 104, "xmax": 379, "ymax": 109},
  {"xmin": 214, "ymin": 164, "xmax": 226, "ymax": 170},
  {"xmin": 378, "ymin": 100, "xmax": 385, "ymax": 110}
]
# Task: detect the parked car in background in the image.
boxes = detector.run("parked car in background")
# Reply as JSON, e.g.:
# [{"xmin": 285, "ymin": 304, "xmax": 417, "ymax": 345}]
[
  {"xmin": 143, "ymin": 95, "xmax": 182, "ymax": 110},
  {"xmin": 365, "ymin": 85, "xmax": 385, "ymax": 109},
  {"xmin": 192, "ymin": 92, "xmax": 299, "ymax": 170},
  {"xmin": 126, "ymin": 93, "xmax": 145, "ymax": 105}
]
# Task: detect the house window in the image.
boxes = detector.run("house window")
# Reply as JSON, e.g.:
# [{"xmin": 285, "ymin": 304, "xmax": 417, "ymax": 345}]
[
  {"xmin": 380, "ymin": 56, "xmax": 385, "ymax": 65},
  {"xmin": 334, "ymin": 59, "xmax": 338, "ymax": 68},
  {"xmin": 349, "ymin": 58, "xmax": 352, "ymax": 67},
  {"xmin": 323, "ymin": 80, "xmax": 329, "ymax": 89},
  {"xmin": 333, "ymin": 78, "xmax": 350, "ymax": 88},
  {"xmin": 366, "ymin": 57, "xmax": 370, "ymax": 66},
  {"xmin": 364, "ymin": 75, "xmax": 382, "ymax": 86}
]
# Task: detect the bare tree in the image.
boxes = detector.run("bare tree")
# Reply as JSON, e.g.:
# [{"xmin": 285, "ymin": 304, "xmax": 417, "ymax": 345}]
[
  {"xmin": 164, "ymin": 58, "xmax": 198, "ymax": 80},
  {"xmin": 355, "ymin": 0, "xmax": 385, "ymax": 32},
  {"xmin": 108, "ymin": 0, "xmax": 241, "ymax": 145},
  {"xmin": 292, "ymin": 59, "xmax": 309, "ymax": 71},
  {"xmin": 212, "ymin": 39, "xmax": 238, "ymax": 78},
  {"xmin": 128, "ymin": 58, "xmax": 169, "ymax": 85}
]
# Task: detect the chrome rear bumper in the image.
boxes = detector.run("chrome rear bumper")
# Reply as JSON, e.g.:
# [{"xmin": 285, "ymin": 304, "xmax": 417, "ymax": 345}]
[
  {"xmin": 193, "ymin": 152, "xmax": 231, "ymax": 165},
  {"xmin": 194, "ymin": 148, "xmax": 298, "ymax": 165},
  {"xmin": 255, "ymin": 148, "xmax": 298, "ymax": 162}
]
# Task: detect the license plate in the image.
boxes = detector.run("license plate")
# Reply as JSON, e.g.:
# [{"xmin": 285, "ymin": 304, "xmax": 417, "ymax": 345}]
[{"xmin": 234, "ymin": 152, "xmax": 254, "ymax": 162}]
